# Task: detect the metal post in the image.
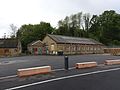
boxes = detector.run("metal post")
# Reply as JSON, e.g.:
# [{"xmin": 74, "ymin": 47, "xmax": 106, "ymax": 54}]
[{"xmin": 64, "ymin": 56, "xmax": 69, "ymax": 70}]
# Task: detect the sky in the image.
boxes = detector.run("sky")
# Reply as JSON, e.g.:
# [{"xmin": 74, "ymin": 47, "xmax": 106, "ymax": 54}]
[{"xmin": 0, "ymin": 0, "xmax": 119, "ymax": 38}]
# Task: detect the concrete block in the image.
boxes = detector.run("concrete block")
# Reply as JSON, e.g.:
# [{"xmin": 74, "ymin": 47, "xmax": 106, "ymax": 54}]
[
  {"xmin": 17, "ymin": 66, "xmax": 51, "ymax": 77},
  {"xmin": 76, "ymin": 62, "xmax": 97, "ymax": 69},
  {"xmin": 104, "ymin": 60, "xmax": 120, "ymax": 65}
]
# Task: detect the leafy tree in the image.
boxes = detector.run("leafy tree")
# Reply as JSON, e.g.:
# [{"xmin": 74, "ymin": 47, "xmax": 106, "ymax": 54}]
[
  {"xmin": 83, "ymin": 13, "xmax": 91, "ymax": 37},
  {"xmin": 56, "ymin": 12, "xmax": 91, "ymax": 37},
  {"xmin": 17, "ymin": 10, "xmax": 120, "ymax": 53},
  {"xmin": 56, "ymin": 10, "xmax": 120, "ymax": 46},
  {"xmin": 77, "ymin": 12, "xmax": 82, "ymax": 29},
  {"xmin": 89, "ymin": 10, "xmax": 120, "ymax": 46},
  {"xmin": 17, "ymin": 22, "xmax": 54, "ymax": 52}
]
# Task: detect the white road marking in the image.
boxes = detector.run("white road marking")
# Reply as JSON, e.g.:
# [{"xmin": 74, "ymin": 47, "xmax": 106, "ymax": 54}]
[
  {"xmin": 69, "ymin": 67, "xmax": 76, "ymax": 70},
  {"xmin": 0, "ymin": 75, "xmax": 17, "ymax": 80},
  {"xmin": 52, "ymin": 68, "xmax": 65, "ymax": 72},
  {"xmin": 52, "ymin": 67, "xmax": 75, "ymax": 72},
  {"xmin": 97, "ymin": 64, "xmax": 105, "ymax": 67},
  {"xmin": 5, "ymin": 67, "xmax": 120, "ymax": 90}
]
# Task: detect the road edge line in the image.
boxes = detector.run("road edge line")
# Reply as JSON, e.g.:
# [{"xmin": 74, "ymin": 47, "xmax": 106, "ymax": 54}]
[{"xmin": 5, "ymin": 67, "xmax": 120, "ymax": 90}]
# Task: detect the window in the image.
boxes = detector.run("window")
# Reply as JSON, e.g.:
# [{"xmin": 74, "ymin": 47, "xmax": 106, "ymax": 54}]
[
  {"xmin": 4, "ymin": 49, "xmax": 9, "ymax": 53},
  {"xmin": 51, "ymin": 44, "xmax": 55, "ymax": 51},
  {"xmin": 94, "ymin": 47, "xmax": 97, "ymax": 50},
  {"xmin": 74, "ymin": 46, "xmax": 76, "ymax": 51},
  {"xmin": 90, "ymin": 47, "xmax": 93, "ymax": 50}
]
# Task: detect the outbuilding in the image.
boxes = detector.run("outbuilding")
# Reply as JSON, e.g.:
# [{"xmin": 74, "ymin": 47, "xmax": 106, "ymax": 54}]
[
  {"xmin": 0, "ymin": 39, "xmax": 22, "ymax": 57},
  {"xmin": 27, "ymin": 40, "xmax": 48, "ymax": 55}
]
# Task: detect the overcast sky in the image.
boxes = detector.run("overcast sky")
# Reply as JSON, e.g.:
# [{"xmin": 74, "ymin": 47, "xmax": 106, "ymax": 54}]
[{"xmin": 0, "ymin": 0, "xmax": 119, "ymax": 38}]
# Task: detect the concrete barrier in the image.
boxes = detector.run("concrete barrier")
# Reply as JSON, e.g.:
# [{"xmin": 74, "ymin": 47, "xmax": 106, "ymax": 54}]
[
  {"xmin": 75, "ymin": 62, "xmax": 97, "ymax": 69},
  {"xmin": 17, "ymin": 66, "xmax": 51, "ymax": 77},
  {"xmin": 104, "ymin": 60, "xmax": 120, "ymax": 65}
]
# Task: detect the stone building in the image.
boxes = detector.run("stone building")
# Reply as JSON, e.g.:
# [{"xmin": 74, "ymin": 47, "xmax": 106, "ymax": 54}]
[
  {"xmin": 43, "ymin": 34, "xmax": 104, "ymax": 55},
  {"xmin": 0, "ymin": 39, "xmax": 22, "ymax": 57},
  {"xmin": 27, "ymin": 40, "xmax": 48, "ymax": 55},
  {"xmin": 104, "ymin": 48, "xmax": 120, "ymax": 56}
]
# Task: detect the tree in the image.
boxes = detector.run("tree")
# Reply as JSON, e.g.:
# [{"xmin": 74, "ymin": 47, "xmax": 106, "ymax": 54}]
[
  {"xmin": 56, "ymin": 10, "xmax": 120, "ymax": 46},
  {"xmin": 17, "ymin": 22, "xmax": 54, "ymax": 52},
  {"xmin": 89, "ymin": 10, "xmax": 120, "ymax": 45},
  {"xmin": 56, "ymin": 12, "xmax": 83, "ymax": 37},
  {"xmin": 83, "ymin": 13, "xmax": 91, "ymax": 37},
  {"xmin": 10, "ymin": 24, "xmax": 17, "ymax": 38},
  {"xmin": 77, "ymin": 12, "xmax": 82, "ymax": 29}
]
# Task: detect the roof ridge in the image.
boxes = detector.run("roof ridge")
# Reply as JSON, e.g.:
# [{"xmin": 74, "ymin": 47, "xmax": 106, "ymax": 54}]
[
  {"xmin": 47, "ymin": 34, "xmax": 103, "ymax": 45},
  {"xmin": 48, "ymin": 34, "xmax": 89, "ymax": 39}
]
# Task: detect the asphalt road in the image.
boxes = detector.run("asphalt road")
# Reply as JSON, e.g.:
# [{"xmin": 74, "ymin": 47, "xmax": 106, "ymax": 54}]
[
  {"xmin": 0, "ymin": 54, "xmax": 120, "ymax": 90},
  {"xmin": 2, "ymin": 64, "xmax": 120, "ymax": 90},
  {"xmin": 21, "ymin": 68, "xmax": 120, "ymax": 90},
  {"xmin": 0, "ymin": 54, "xmax": 120, "ymax": 77}
]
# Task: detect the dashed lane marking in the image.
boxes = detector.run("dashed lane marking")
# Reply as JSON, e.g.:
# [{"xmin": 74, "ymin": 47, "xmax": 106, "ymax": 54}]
[
  {"xmin": 0, "ymin": 75, "xmax": 17, "ymax": 80},
  {"xmin": 52, "ymin": 67, "xmax": 75, "ymax": 72}
]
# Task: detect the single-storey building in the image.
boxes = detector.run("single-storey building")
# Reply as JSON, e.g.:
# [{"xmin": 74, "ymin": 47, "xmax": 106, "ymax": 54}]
[
  {"xmin": 104, "ymin": 48, "xmax": 120, "ymax": 56},
  {"xmin": 0, "ymin": 39, "xmax": 22, "ymax": 57},
  {"xmin": 43, "ymin": 34, "xmax": 104, "ymax": 55},
  {"xmin": 27, "ymin": 40, "xmax": 49, "ymax": 55}
]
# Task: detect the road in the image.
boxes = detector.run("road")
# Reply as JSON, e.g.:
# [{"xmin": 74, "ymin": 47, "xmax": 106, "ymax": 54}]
[
  {"xmin": 0, "ymin": 54, "xmax": 120, "ymax": 77},
  {"xmin": 21, "ymin": 68, "xmax": 120, "ymax": 90},
  {"xmin": 0, "ymin": 54, "xmax": 120, "ymax": 90}
]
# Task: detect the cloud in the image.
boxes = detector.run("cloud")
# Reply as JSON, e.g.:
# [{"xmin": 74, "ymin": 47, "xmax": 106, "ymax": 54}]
[{"xmin": 0, "ymin": 0, "xmax": 119, "ymax": 37}]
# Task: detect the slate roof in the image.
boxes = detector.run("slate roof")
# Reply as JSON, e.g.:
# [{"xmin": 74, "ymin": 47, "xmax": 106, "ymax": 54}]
[
  {"xmin": 0, "ymin": 39, "xmax": 19, "ymax": 48},
  {"xmin": 47, "ymin": 34, "xmax": 103, "ymax": 45}
]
